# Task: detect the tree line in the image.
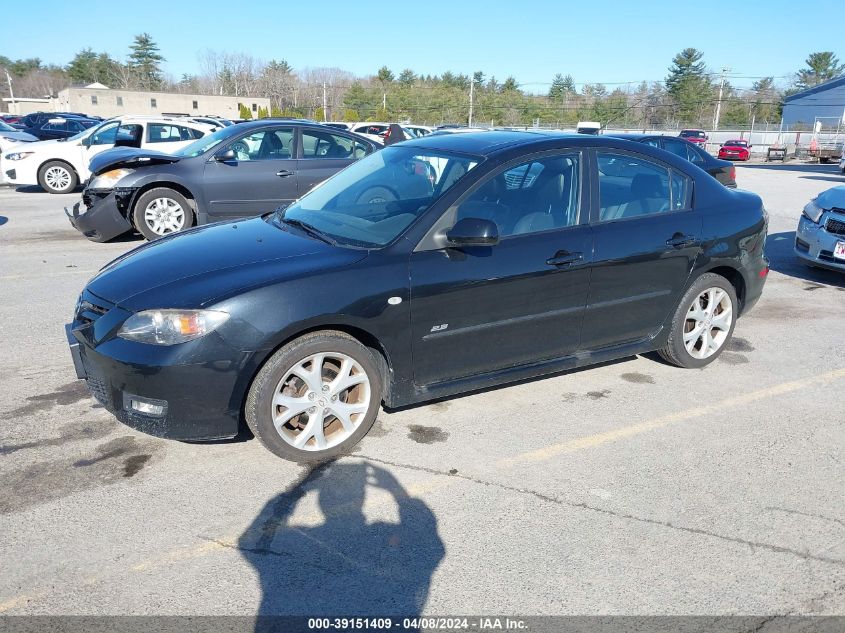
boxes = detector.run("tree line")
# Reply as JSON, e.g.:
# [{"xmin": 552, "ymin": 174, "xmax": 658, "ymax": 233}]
[{"xmin": 1, "ymin": 36, "xmax": 843, "ymax": 128}]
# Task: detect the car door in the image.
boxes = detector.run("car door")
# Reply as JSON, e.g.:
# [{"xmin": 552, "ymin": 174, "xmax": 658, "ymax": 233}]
[
  {"xmin": 409, "ymin": 151, "xmax": 593, "ymax": 386},
  {"xmin": 78, "ymin": 122, "xmax": 141, "ymax": 180},
  {"xmin": 296, "ymin": 128, "xmax": 373, "ymax": 196},
  {"xmin": 202, "ymin": 125, "xmax": 299, "ymax": 220},
  {"xmin": 580, "ymin": 150, "xmax": 700, "ymax": 349}
]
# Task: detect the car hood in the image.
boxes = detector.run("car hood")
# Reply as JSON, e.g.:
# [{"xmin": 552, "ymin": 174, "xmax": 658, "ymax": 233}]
[
  {"xmin": 2, "ymin": 136, "xmax": 64, "ymax": 154},
  {"xmin": 1, "ymin": 131, "xmax": 38, "ymax": 142},
  {"xmin": 86, "ymin": 217, "xmax": 369, "ymax": 310},
  {"xmin": 89, "ymin": 148, "xmax": 181, "ymax": 176},
  {"xmin": 816, "ymin": 185, "xmax": 845, "ymax": 210}
]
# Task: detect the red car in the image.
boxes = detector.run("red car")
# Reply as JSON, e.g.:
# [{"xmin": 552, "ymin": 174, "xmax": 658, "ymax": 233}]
[
  {"xmin": 679, "ymin": 129, "xmax": 708, "ymax": 146},
  {"xmin": 0, "ymin": 114, "xmax": 22, "ymax": 125},
  {"xmin": 718, "ymin": 139, "xmax": 751, "ymax": 161}
]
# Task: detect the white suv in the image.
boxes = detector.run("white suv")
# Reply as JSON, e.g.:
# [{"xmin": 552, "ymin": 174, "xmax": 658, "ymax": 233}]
[{"xmin": 2, "ymin": 116, "xmax": 213, "ymax": 194}]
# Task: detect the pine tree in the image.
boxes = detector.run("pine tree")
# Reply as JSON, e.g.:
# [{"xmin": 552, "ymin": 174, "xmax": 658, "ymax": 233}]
[
  {"xmin": 665, "ymin": 48, "xmax": 713, "ymax": 125},
  {"xmin": 127, "ymin": 33, "xmax": 165, "ymax": 90},
  {"xmin": 795, "ymin": 52, "xmax": 845, "ymax": 90}
]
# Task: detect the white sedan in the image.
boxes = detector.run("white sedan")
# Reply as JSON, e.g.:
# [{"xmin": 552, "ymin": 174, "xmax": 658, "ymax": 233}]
[{"xmin": 2, "ymin": 117, "xmax": 212, "ymax": 193}]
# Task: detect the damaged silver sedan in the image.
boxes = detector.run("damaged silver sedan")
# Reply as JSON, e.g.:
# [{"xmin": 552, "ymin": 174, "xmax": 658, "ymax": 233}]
[{"xmin": 795, "ymin": 185, "xmax": 845, "ymax": 272}]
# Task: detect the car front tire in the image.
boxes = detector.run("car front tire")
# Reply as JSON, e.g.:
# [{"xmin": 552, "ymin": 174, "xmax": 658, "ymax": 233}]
[
  {"xmin": 658, "ymin": 273, "xmax": 738, "ymax": 368},
  {"xmin": 38, "ymin": 161, "xmax": 78, "ymax": 194},
  {"xmin": 244, "ymin": 331, "xmax": 383, "ymax": 462},
  {"xmin": 132, "ymin": 188, "xmax": 194, "ymax": 241}
]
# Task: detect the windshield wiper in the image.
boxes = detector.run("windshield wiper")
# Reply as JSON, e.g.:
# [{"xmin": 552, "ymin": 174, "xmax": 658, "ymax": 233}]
[{"xmin": 282, "ymin": 217, "xmax": 337, "ymax": 246}]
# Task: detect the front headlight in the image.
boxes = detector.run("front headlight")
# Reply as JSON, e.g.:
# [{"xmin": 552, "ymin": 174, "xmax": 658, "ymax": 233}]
[
  {"xmin": 4, "ymin": 151, "xmax": 34, "ymax": 161},
  {"xmin": 88, "ymin": 168, "xmax": 134, "ymax": 190},
  {"xmin": 117, "ymin": 309, "xmax": 229, "ymax": 345},
  {"xmin": 802, "ymin": 199, "xmax": 824, "ymax": 224}
]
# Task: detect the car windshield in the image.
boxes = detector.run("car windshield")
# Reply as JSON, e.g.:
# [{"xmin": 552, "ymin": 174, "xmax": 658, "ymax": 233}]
[
  {"xmin": 0, "ymin": 120, "xmax": 15, "ymax": 132},
  {"xmin": 725, "ymin": 140, "xmax": 746, "ymax": 147},
  {"xmin": 278, "ymin": 146, "xmax": 481, "ymax": 248},
  {"xmin": 174, "ymin": 126, "xmax": 236, "ymax": 157},
  {"xmin": 681, "ymin": 130, "xmax": 705, "ymax": 138}
]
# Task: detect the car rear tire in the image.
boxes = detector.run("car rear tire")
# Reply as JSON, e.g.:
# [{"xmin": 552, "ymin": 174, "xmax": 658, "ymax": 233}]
[
  {"xmin": 38, "ymin": 161, "xmax": 78, "ymax": 194},
  {"xmin": 658, "ymin": 273, "xmax": 737, "ymax": 369},
  {"xmin": 132, "ymin": 188, "xmax": 194, "ymax": 241},
  {"xmin": 244, "ymin": 331, "xmax": 383, "ymax": 462}
]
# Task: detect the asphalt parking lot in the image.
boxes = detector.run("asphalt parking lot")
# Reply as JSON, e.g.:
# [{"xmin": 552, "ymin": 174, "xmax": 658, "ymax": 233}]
[{"xmin": 0, "ymin": 165, "xmax": 843, "ymax": 618}]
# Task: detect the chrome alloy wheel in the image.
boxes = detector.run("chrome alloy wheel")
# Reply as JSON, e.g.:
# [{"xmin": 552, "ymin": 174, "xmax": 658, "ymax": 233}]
[
  {"xmin": 44, "ymin": 166, "xmax": 72, "ymax": 191},
  {"xmin": 271, "ymin": 352, "xmax": 371, "ymax": 451},
  {"xmin": 684, "ymin": 287, "xmax": 733, "ymax": 359},
  {"xmin": 143, "ymin": 197, "xmax": 186, "ymax": 235}
]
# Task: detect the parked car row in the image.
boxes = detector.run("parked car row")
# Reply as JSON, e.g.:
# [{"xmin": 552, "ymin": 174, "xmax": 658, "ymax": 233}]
[
  {"xmin": 67, "ymin": 120, "xmax": 380, "ymax": 240},
  {"xmin": 2, "ymin": 115, "xmax": 215, "ymax": 193}
]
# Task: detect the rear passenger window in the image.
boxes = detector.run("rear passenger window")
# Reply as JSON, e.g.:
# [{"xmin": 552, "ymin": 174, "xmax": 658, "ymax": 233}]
[
  {"xmin": 663, "ymin": 138, "xmax": 691, "ymax": 160},
  {"xmin": 597, "ymin": 153, "xmax": 672, "ymax": 221},
  {"xmin": 670, "ymin": 171, "xmax": 693, "ymax": 210},
  {"xmin": 302, "ymin": 130, "xmax": 361, "ymax": 159},
  {"xmin": 148, "ymin": 124, "xmax": 183, "ymax": 143},
  {"xmin": 455, "ymin": 154, "xmax": 581, "ymax": 237}
]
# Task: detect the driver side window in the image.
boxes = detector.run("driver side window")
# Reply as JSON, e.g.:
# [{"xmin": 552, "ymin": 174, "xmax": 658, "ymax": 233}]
[
  {"xmin": 229, "ymin": 128, "xmax": 293, "ymax": 161},
  {"xmin": 454, "ymin": 153, "xmax": 581, "ymax": 238},
  {"xmin": 90, "ymin": 123, "xmax": 120, "ymax": 145}
]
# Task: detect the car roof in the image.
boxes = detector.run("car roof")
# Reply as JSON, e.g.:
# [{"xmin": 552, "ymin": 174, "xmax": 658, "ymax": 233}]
[
  {"xmin": 112, "ymin": 116, "xmax": 211, "ymax": 127},
  {"xmin": 604, "ymin": 133, "xmax": 653, "ymax": 142},
  {"xmin": 401, "ymin": 129, "xmax": 677, "ymax": 156}
]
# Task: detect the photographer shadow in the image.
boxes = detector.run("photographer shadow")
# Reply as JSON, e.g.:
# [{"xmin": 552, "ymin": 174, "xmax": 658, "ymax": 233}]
[{"xmin": 239, "ymin": 461, "xmax": 444, "ymax": 630}]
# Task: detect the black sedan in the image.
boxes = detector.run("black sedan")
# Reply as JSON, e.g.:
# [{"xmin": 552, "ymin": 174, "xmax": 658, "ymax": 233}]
[
  {"xmin": 607, "ymin": 133, "xmax": 737, "ymax": 188},
  {"xmin": 66, "ymin": 131, "xmax": 769, "ymax": 461},
  {"xmin": 66, "ymin": 120, "xmax": 380, "ymax": 241},
  {"xmin": 21, "ymin": 116, "xmax": 100, "ymax": 140}
]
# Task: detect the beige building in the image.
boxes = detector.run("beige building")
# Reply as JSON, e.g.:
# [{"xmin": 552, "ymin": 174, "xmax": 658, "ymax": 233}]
[{"xmin": 4, "ymin": 84, "xmax": 271, "ymax": 118}]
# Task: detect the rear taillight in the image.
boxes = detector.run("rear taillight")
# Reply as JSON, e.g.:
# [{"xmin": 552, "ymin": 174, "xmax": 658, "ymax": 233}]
[{"xmin": 730, "ymin": 166, "xmax": 736, "ymax": 181}]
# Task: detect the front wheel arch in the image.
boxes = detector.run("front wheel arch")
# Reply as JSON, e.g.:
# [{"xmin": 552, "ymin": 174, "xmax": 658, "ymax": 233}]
[{"xmin": 129, "ymin": 181, "xmax": 198, "ymax": 224}]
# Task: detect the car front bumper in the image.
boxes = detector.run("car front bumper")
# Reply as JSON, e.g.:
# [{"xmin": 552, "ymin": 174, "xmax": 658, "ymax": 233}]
[
  {"xmin": 66, "ymin": 292, "xmax": 249, "ymax": 441},
  {"xmin": 2, "ymin": 157, "xmax": 37, "ymax": 186},
  {"xmin": 795, "ymin": 213, "xmax": 845, "ymax": 272},
  {"xmin": 65, "ymin": 188, "xmax": 135, "ymax": 242}
]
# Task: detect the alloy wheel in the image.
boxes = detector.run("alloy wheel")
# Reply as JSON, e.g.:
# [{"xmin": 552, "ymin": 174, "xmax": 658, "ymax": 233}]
[
  {"xmin": 683, "ymin": 287, "xmax": 733, "ymax": 359},
  {"xmin": 44, "ymin": 166, "xmax": 71, "ymax": 191},
  {"xmin": 271, "ymin": 352, "xmax": 371, "ymax": 451}
]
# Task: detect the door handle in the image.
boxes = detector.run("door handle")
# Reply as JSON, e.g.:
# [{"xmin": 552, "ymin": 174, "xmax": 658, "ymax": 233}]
[
  {"xmin": 546, "ymin": 251, "xmax": 583, "ymax": 267},
  {"xmin": 666, "ymin": 233, "xmax": 697, "ymax": 248},
  {"xmin": 276, "ymin": 170, "xmax": 294, "ymax": 178}
]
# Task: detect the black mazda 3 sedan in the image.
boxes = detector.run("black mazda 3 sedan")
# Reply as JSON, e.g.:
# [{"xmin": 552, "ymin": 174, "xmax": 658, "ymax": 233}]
[{"xmin": 66, "ymin": 131, "xmax": 769, "ymax": 461}]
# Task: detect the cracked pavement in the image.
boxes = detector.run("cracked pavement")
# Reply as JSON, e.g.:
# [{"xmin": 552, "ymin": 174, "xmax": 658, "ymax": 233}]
[{"xmin": 0, "ymin": 163, "xmax": 843, "ymax": 617}]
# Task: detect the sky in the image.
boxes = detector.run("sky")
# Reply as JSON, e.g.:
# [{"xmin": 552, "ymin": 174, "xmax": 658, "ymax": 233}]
[{"xmin": 1, "ymin": 0, "xmax": 843, "ymax": 92}]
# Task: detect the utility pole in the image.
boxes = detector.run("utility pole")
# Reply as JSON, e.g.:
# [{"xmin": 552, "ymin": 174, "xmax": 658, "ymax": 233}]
[
  {"xmin": 382, "ymin": 91, "xmax": 386, "ymax": 113},
  {"xmin": 468, "ymin": 77, "xmax": 474, "ymax": 127},
  {"xmin": 4, "ymin": 69, "xmax": 14, "ymax": 113},
  {"xmin": 713, "ymin": 66, "xmax": 730, "ymax": 131},
  {"xmin": 322, "ymin": 82, "xmax": 327, "ymax": 121}
]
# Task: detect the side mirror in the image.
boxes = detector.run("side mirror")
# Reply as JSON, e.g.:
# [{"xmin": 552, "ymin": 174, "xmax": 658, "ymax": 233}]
[
  {"xmin": 445, "ymin": 217, "xmax": 499, "ymax": 247},
  {"xmin": 215, "ymin": 148, "xmax": 236, "ymax": 162}
]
